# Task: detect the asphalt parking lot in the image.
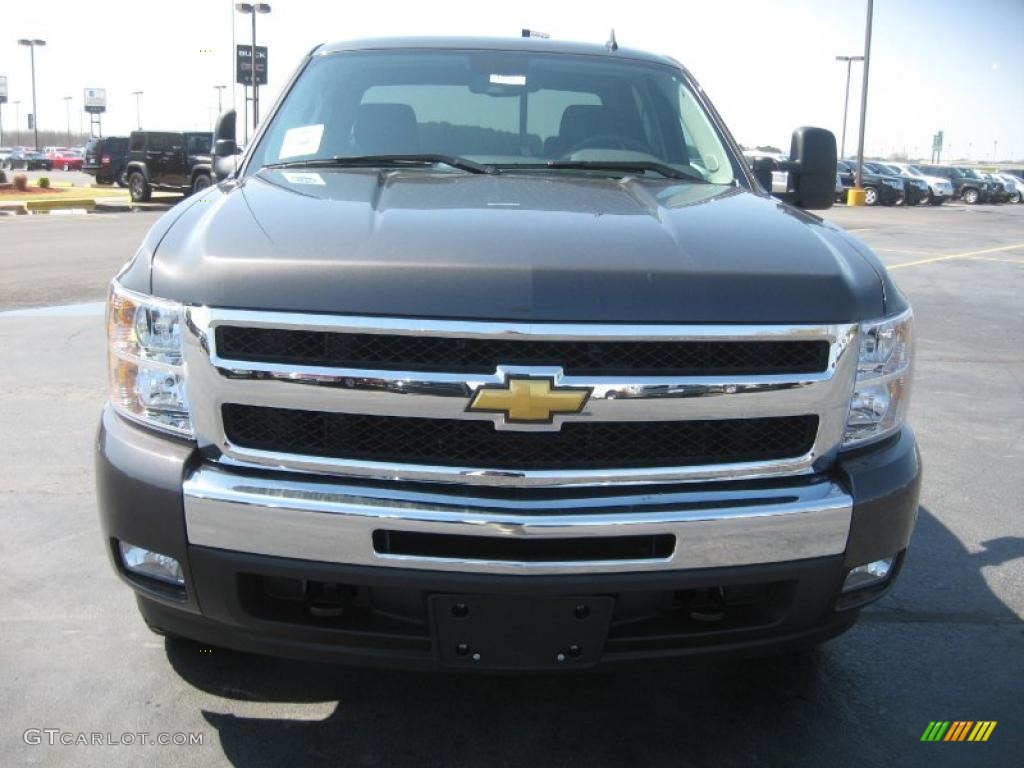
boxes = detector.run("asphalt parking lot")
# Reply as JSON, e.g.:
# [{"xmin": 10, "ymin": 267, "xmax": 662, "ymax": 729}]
[{"xmin": 1, "ymin": 200, "xmax": 1021, "ymax": 767}]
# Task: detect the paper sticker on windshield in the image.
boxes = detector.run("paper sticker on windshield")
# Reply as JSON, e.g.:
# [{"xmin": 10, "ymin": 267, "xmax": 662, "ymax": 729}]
[
  {"xmin": 278, "ymin": 124, "xmax": 324, "ymax": 159},
  {"xmin": 281, "ymin": 171, "xmax": 325, "ymax": 186},
  {"xmin": 490, "ymin": 74, "xmax": 526, "ymax": 86}
]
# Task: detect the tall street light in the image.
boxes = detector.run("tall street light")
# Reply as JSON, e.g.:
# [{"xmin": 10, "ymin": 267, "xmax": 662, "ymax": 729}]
[
  {"xmin": 835, "ymin": 55, "xmax": 863, "ymax": 160},
  {"xmin": 853, "ymin": 0, "xmax": 874, "ymax": 190},
  {"xmin": 132, "ymin": 91, "xmax": 143, "ymax": 129},
  {"xmin": 235, "ymin": 3, "xmax": 271, "ymax": 132},
  {"xmin": 214, "ymin": 84, "xmax": 227, "ymax": 115},
  {"xmin": 63, "ymin": 96, "xmax": 72, "ymax": 145},
  {"xmin": 17, "ymin": 38, "xmax": 46, "ymax": 150}
]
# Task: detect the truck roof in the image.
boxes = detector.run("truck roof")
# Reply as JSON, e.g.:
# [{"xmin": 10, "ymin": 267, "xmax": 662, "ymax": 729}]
[{"xmin": 316, "ymin": 36, "xmax": 682, "ymax": 69}]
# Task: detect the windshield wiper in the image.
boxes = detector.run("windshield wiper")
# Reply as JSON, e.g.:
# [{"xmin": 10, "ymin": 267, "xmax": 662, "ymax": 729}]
[
  {"xmin": 496, "ymin": 160, "xmax": 707, "ymax": 182},
  {"xmin": 262, "ymin": 154, "xmax": 498, "ymax": 174}
]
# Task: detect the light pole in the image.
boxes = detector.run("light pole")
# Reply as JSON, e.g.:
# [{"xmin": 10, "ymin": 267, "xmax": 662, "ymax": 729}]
[
  {"xmin": 214, "ymin": 84, "xmax": 227, "ymax": 115},
  {"xmin": 853, "ymin": 0, "xmax": 873, "ymax": 190},
  {"xmin": 835, "ymin": 55, "xmax": 863, "ymax": 160},
  {"xmin": 17, "ymin": 38, "xmax": 46, "ymax": 150},
  {"xmin": 132, "ymin": 91, "xmax": 143, "ymax": 129},
  {"xmin": 63, "ymin": 96, "xmax": 72, "ymax": 145},
  {"xmin": 235, "ymin": 3, "xmax": 271, "ymax": 132}
]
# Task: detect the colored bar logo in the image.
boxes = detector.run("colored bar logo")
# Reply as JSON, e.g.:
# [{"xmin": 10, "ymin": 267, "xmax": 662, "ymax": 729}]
[{"xmin": 920, "ymin": 721, "xmax": 997, "ymax": 742}]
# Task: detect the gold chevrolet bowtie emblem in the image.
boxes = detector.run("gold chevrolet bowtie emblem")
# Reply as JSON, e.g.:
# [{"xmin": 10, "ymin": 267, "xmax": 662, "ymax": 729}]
[{"xmin": 467, "ymin": 377, "xmax": 591, "ymax": 424}]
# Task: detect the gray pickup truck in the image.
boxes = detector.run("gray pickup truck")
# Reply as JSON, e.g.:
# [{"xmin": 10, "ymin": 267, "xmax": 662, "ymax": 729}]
[{"xmin": 97, "ymin": 37, "xmax": 920, "ymax": 671}]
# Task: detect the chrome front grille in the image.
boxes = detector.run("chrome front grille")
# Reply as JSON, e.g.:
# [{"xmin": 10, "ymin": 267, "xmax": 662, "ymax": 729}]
[{"xmin": 182, "ymin": 309, "xmax": 859, "ymax": 488}]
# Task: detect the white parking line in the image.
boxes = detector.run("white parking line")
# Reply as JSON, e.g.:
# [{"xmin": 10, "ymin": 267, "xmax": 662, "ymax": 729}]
[{"xmin": 0, "ymin": 301, "xmax": 105, "ymax": 318}]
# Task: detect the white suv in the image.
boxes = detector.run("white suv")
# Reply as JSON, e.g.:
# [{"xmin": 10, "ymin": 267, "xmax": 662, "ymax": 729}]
[
  {"xmin": 887, "ymin": 163, "xmax": 955, "ymax": 205},
  {"xmin": 991, "ymin": 173, "xmax": 1021, "ymax": 204}
]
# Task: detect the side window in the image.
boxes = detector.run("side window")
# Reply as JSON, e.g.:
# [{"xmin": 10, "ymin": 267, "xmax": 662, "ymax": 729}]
[
  {"xmin": 187, "ymin": 135, "xmax": 211, "ymax": 154},
  {"xmin": 130, "ymin": 134, "xmax": 145, "ymax": 152},
  {"xmin": 164, "ymin": 133, "xmax": 184, "ymax": 153}
]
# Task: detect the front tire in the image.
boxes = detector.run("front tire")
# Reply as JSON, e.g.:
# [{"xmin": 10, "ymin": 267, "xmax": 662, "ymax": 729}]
[
  {"xmin": 115, "ymin": 168, "xmax": 128, "ymax": 188},
  {"xmin": 129, "ymin": 172, "xmax": 151, "ymax": 202},
  {"xmin": 190, "ymin": 173, "xmax": 212, "ymax": 194},
  {"xmin": 1011, "ymin": 191, "xmax": 1022, "ymax": 204},
  {"xmin": 863, "ymin": 186, "xmax": 879, "ymax": 206},
  {"xmin": 962, "ymin": 187, "xmax": 980, "ymax": 204}
]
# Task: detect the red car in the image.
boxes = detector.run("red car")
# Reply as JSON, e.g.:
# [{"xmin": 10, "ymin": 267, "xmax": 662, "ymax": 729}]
[{"xmin": 47, "ymin": 148, "xmax": 83, "ymax": 171}]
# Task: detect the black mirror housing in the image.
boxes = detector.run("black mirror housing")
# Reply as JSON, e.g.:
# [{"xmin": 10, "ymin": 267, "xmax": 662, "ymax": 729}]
[
  {"xmin": 213, "ymin": 109, "xmax": 241, "ymax": 181},
  {"xmin": 786, "ymin": 127, "xmax": 837, "ymax": 210}
]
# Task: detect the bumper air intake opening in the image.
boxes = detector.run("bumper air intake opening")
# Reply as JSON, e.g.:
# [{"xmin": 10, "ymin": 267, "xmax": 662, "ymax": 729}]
[{"xmin": 372, "ymin": 530, "xmax": 676, "ymax": 563}]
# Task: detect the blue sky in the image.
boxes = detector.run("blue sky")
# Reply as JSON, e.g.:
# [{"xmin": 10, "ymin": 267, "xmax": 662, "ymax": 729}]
[{"xmin": 2, "ymin": 0, "xmax": 1021, "ymax": 161}]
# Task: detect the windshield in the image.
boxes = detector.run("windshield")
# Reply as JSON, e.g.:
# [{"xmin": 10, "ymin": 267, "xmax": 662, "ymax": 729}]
[{"xmin": 247, "ymin": 49, "xmax": 737, "ymax": 184}]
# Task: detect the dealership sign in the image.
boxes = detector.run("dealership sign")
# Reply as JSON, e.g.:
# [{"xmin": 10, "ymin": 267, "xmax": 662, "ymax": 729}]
[
  {"xmin": 236, "ymin": 45, "xmax": 268, "ymax": 86},
  {"xmin": 84, "ymin": 88, "xmax": 107, "ymax": 114}
]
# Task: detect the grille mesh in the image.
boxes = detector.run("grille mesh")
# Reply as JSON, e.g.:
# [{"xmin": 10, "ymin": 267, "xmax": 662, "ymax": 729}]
[
  {"xmin": 222, "ymin": 404, "xmax": 818, "ymax": 470},
  {"xmin": 215, "ymin": 327, "xmax": 830, "ymax": 376}
]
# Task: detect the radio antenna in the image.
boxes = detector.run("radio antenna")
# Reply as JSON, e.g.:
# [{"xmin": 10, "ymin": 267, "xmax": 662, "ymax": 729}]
[{"xmin": 606, "ymin": 29, "xmax": 618, "ymax": 52}]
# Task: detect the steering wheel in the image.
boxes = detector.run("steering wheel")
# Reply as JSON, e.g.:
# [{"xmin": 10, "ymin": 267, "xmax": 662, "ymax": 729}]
[{"xmin": 562, "ymin": 133, "xmax": 652, "ymax": 157}]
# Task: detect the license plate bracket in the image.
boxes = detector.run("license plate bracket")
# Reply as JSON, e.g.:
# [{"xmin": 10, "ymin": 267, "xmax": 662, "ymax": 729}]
[{"xmin": 430, "ymin": 594, "xmax": 614, "ymax": 670}]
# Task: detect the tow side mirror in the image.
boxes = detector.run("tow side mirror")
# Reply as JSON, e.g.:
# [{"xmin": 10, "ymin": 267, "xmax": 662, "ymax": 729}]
[
  {"xmin": 213, "ymin": 109, "xmax": 241, "ymax": 181},
  {"xmin": 785, "ymin": 127, "xmax": 837, "ymax": 210}
]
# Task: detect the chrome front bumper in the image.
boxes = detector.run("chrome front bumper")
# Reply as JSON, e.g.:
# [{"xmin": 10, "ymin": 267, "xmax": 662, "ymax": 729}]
[{"xmin": 184, "ymin": 464, "xmax": 853, "ymax": 575}]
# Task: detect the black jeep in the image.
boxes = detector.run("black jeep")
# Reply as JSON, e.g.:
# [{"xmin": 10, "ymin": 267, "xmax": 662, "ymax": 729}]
[
  {"xmin": 83, "ymin": 136, "xmax": 130, "ymax": 186},
  {"xmin": 125, "ymin": 131, "xmax": 213, "ymax": 201}
]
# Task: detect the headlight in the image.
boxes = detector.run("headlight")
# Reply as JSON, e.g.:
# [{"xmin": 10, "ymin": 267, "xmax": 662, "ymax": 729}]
[
  {"xmin": 107, "ymin": 281, "xmax": 192, "ymax": 436},
  {"xmin": 843, "ymin": 309, "xmax": 914, "ymax": 448}
]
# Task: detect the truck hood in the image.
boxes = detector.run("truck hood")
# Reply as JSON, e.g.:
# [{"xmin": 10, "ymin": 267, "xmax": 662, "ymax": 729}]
[{"xmin": 149, "ymin": 168, "xmax": 886, "ymax": 323}]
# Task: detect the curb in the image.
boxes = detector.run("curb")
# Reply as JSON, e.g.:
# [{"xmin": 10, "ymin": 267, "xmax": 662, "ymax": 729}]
[
  {"xmin": 94, "ymin": 200, "xmax": 175, "ymax": 212},
  {"xmin": 25, "ymin": 198, "xmax": 97, "ymax": 212}
]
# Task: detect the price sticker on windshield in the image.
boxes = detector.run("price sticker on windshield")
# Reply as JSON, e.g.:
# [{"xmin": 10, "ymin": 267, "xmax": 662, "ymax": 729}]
[{"xmin": 279, "ymin": 124, "xmax": 324, "ymax": 160}]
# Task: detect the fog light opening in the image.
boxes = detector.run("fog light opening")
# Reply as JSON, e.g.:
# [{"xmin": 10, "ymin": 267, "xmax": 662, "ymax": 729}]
[
  {"xmin": 118, "ymin": 541, "xmax": 185, "ymax": 586},
  {"xmin": 842, "ymin": 556, "xmax": 895, "ymax": 593}
]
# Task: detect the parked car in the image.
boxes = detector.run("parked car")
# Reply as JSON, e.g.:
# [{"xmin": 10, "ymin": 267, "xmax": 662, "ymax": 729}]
[
  {"xmin": 743, "ymin": 150, "xmax": 788, "ymax": 195},
  {"xmin": 958, "ymin": 167, "xmax": 1004, "ymax": 203},
  {"xmin": 863, "ymin": 162, "xmax": 929, "ymax": 205},
  {"xmin": 125, "ymin": 130, "xmax": 213, "ymax": 201},
  {"xmin": 48, "ymin": 148, "xmax": 84, "ymax": 171},
  {"xmin": 975, "ymin": 172, "xmax": 1010, "ymax": 203},
  {"xmin": 991, "ymin": 172, "xmax": 1021, "ymax": 203},
  {"xmin": 0, "ymin": 147, "xmax": 13, "ymax": 164},
  {"xmin": 836, "ymin": 160, "xmax": 904, "ymax": 205},
  {"xmin": 4, "ymin": 148, "xmax": 52, "ymax": 171},
  {"xmin": 98, "ymin": 36, "xmax": 921, "ymax": 670},
  {"xmin": 885, "ymin": 162, "xmax": 954, "ymax": 205},
  {"xmin": 920, "ymin": 165, "xmax": 990, "ymax": 204},
  {"xmin": 83, "ymin": 137, "xmax": 130, "ymax": 186}
]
